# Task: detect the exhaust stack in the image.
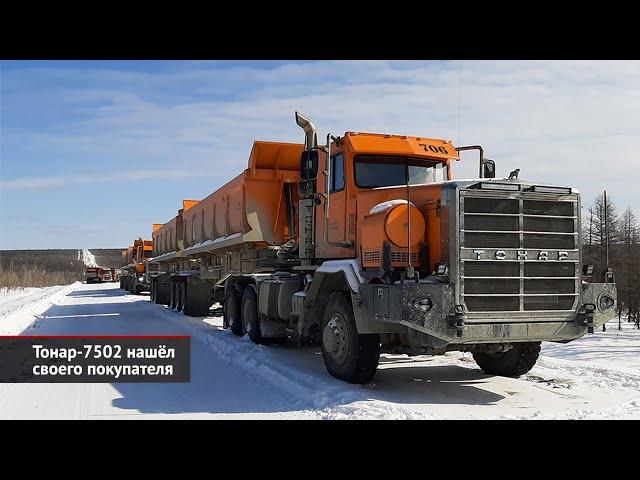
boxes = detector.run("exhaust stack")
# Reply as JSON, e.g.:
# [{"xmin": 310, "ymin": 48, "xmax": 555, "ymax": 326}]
[{"xmin": 295, "ymin": 111, "xmax": 318, "ymax": 150}]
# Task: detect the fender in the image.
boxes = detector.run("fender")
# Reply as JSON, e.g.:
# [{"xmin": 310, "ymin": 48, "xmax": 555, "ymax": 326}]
[{"xmin": 304, "ymin": 259, "xmax": 403, "ymax": 335}]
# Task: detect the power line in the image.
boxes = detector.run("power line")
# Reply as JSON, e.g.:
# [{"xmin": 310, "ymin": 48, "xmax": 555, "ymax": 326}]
[{"xmin": 457, "ymin": 62, "xmax": 462, "ymax": 146}]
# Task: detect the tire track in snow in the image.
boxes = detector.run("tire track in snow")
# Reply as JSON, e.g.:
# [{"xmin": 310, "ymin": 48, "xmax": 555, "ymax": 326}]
[{"xmin": 143, "ymin": 300, "xmax": 444, "ymax": 418}]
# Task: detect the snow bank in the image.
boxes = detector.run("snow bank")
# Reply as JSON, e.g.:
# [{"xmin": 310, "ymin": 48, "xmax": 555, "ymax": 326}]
[{"xmin": 0, "ymin": 282, "xmax": 80, "ymax": 335}]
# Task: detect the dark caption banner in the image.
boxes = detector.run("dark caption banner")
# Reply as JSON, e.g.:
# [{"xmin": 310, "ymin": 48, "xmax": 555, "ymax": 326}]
[{"xmin": 0, "ymin": 336, "xmax": 190, "ymax": 383}]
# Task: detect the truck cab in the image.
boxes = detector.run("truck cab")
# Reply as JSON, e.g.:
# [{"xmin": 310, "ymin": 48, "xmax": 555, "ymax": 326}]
[
  {"xmin": 291, "ymin": 112, "xmax": 617, "ymax": 383},
  {"xmin": 119, "ymin": 239, "xmax": 153, "ymax": 294}
]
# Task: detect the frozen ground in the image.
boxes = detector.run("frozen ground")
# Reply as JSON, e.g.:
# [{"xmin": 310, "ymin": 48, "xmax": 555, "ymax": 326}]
[{"xmin": 0, "ymin": 282, "xmax": 638, "ymax": 419}]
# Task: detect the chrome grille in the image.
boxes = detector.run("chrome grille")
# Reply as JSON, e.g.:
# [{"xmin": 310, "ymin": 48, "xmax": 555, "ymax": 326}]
[{"xmin": 460, "ymin": 191, "xmax": 579, "ymax": 313}]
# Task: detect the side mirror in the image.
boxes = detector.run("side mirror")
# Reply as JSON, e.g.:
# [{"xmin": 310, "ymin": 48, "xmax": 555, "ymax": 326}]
[
  {"xmin": 483, "ymin": 159, "xmax": 496, "ymax": 179},
  {"xmin": 300, "ymin": 150, "xmax": 319, "ymax": 181}
]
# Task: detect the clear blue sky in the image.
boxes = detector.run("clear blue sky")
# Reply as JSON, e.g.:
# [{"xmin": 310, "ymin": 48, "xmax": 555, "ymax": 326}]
[{"xmin": 1, "ymin": 60, "xmax": 638, "ymax": 249}]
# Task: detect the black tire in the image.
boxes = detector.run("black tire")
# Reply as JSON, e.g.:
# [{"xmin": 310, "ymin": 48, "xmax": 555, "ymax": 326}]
[
  {"xmin": 473, "ymin": 342, "xmax": 541, "ymax": 377},
  {"xmin": 119, "ymin": 278, "xmax": 124, "ymax": 289},
  {"xmin": 150, "ymin": 279, "xmax": 156, "ymax": 302},
  {"xmin": 320, "ymin": 293, "xmax": 380, "ymax": 384},
  {"xmin": 169, "ymin": 280, "xmax": 176, "ymax": 309},
  {"xmin": 241, "ymin": 286, "xmax": 261, "ymax": 344},
  {"xmin": 180, "ymin": 280, "xmax": 187, "ymax": 312},
  {"xmin": 176, "ymin": 281, "xmax": 184, "ymax": 312},
  {"xmin": 224, "ymin": 285, "xmax": 243, "ymax": 336}
]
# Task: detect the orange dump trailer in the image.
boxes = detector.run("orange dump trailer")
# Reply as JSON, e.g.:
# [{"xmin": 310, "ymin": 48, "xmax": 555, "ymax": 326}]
[{"xmin": 152, "ymin": 141, "xmax": 302, "ymax": 260}]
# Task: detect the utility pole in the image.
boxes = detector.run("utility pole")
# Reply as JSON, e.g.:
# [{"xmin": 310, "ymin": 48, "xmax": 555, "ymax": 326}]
[
  {"xmin": 604, "ymin": 190, "xmax": 610, "ymax": 272},
  {"xmin": 603, "ymin": 190, "xmax": 609, "ymax": 332}
]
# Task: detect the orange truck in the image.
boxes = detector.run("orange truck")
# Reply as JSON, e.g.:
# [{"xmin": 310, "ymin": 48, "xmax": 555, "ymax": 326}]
[
  {"xmin": 85, "ymin": 267, "xmax": 105, "ymax": 284},
  {"xmin": 145, "ymin": 112, "xmax": 617, "ymax": 384},
  {"xmin": 85, "ymin": 266, "xmax": 117, "ymax": 283},
  {"xmin": 119, "ymin": 239, "xmax": 153, "ymax": 294}
]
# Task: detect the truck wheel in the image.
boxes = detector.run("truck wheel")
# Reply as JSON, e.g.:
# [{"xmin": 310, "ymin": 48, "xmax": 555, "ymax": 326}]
[
  {"xmin": 241, "ymin": 286, "xmax": 261, "ymax": 344},
  {"xmin": 150, "ymin": 280, "xmax": 156, "ymax": 302},
  {"xmin": 224, "ymin": 286, "xmax": 243, "ymax": 337},
  {"xmin": 180, "ymin": 280, "xmax": 187, "ymax": 312},
  {"xmin": 321, "ymin": 293, "xmax": 380, "ymax": 384},
  {"xmin": 119, "ymin": 278, "xmax": 124, "ymax": 289},
  {"xmin": 473, "ymin": 342, "xmax": 541, "ymax": 377},
  {"xmin": 176, "ymin": 281, "xmax": 184, "ymax": 312},
  {"xmin": 169, "ymin": 280, "xmax": 176, "ymax": 309}
]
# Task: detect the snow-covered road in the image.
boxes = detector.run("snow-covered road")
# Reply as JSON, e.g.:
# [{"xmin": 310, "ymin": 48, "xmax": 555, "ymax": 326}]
[{"xmin": 1, "ymin": 282, "xmax": 638, "ymax": 419}]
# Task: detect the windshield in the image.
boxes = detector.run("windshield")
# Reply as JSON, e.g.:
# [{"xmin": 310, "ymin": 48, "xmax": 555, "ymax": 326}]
[{"xmin": 354, "ymin": 155, "xmax": 448, "ymax": 188}]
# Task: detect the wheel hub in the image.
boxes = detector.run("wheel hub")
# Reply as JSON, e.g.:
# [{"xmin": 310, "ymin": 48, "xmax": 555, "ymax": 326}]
[{"xmin": 323, "ymin": 314, "xmax": 349, "ymax": 365}]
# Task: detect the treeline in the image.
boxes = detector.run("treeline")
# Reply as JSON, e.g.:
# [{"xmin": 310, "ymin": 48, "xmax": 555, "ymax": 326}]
[
  {"xmin": 0, "ymin": 266, "xmax": 82, "ymax": 289},
  {"xmin": 0, "ymin": 249, "xmax": 126, "ymax": 289},
  {"xmin": 582, "ymin": 192, "xmax": 640, "ymax": 321}
]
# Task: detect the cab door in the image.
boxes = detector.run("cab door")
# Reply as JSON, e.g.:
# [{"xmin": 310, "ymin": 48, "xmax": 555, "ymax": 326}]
[{"xmin": 328, "ymin": 151, "xmax": 346, "ymax": 244}]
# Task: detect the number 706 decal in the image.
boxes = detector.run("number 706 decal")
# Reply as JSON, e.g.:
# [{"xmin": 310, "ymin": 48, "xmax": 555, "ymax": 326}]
[{"xmin": 419, "ymin": 143, "xmax": 449, "ymax": 154}]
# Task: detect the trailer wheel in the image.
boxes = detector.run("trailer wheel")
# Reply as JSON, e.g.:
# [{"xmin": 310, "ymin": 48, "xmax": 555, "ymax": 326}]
[
  {"xmin": 176, "ymin": 280, "xmax": 184, "ymax": 312},
  {"xmin": 320, "ymin": 293, "xmax": 380, "ymax": 384},
  {"xmin": 241, "ymin": 286, "xmax": 261, "ymax": 344},
  {"xmin": 180, "ymin": 279, "xmax": 187, "ymax": 312},
  {"xmin": 224, "ymin": 286, "xmax": 243, "ymax": 336},
  {"xmin": 472, "ymin": 342, "xmax": 541, "ymax": 377},
  {"xmin": 169, "ymin": 279, "xmax": 177, "ymax": 309}
]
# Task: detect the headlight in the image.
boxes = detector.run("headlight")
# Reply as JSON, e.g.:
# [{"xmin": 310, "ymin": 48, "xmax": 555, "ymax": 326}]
[
  {"xmin": 435, "ymin": 263, "xmax": 448, "ymax": 275},
  {"xmin": 138, "ymin": 276, "xmax": 144, "ymax": 282},
  {"xmin": 470, "ymin": 182, "xmax": 520, "ymax": 191},
  {"xmin": 413, "ymin": 298, "xmax": 433, "ymax": 312},
  {"xmin": 599, "ymin": 295, "xmax": 614, "ymax": 311}
]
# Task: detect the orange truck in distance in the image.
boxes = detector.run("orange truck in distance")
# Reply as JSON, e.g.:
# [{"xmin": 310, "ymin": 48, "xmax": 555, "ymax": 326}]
[
  {"xmin": 138, "ymin": 112, "xmax": 616, "ymax": 384},
  {"xmin": 119, "ymin": 239, "xmax": 153, "ymax": 294},
  {"xmin": 85, "ymin": 266, "xmax": 118, "ymax": 283}
]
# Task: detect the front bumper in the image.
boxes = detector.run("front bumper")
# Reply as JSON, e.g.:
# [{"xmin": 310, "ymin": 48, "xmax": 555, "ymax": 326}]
[{"xmin": 359, "ymin": 280, "xmax": 617, "ymax": 345}]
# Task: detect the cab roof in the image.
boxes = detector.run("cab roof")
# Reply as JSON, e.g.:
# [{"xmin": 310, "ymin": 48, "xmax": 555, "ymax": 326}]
[{"xmin": 342, "ymin": 132, "xmax": 459, "ymax": 161}]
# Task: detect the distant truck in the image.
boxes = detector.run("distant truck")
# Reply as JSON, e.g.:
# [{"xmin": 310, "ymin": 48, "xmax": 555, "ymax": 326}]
[
  {"xmin": 85, "ymin": 267, "xmax": 105, "ymax": 284},
  {"xmin": 103, "ymin": 268, "xmax": 118, "ymax": 282},
  {"xmin": 119, "ymin": 239, "xmax": 153, "ymax": 294},
  {"xmin": 144, "ymin": 112, "xmax": 617, "ymax": 384},
  {"xmin": 85, "ymin": 266, "xmax": 118, "ymax": 283}
]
